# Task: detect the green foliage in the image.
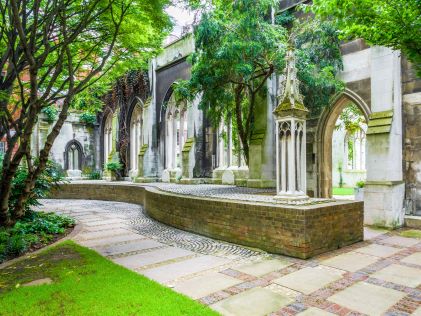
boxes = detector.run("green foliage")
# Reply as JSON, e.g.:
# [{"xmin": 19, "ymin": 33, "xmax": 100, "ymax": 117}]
[
  {"xmin": 356, "ymin": 180, "xmax": 365, "ymax": 188},
  {"xmin": 0, "ymin": 154, "xmax": 65, "ymax": 218},
  {"xmin": 79, "ymin": 113, "xmax": 97, "ymax": 126},
  {"xmin": 0, "ymin": 212, "xmax": 75, "ymax": 262},
  {"xmin": 88, "ymin": 170, "xmax": 102, "ymax": 180},
  {"xmin": 292, "ymin": 16, "xmax": 345, "ymax": 114},
  {"xmin": 336, "ymin": 103, "xmax": 366, "ymax": 134},
  {"xmin": 177, "ymin": 0, "xmax": 343, "ymax": 162},
  {"xmin": 105, "ymin": 161, "xmax": 122, "ymax": 172},
  {"xmin": 309, "ymin": 0, "xmax": 421, "ymax": 75},
  {"xmin": 41, "ymin": 106, "xmax": 58, "ymax": 124}
]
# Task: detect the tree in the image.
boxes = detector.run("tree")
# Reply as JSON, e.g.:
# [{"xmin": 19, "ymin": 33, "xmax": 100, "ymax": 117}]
[
  {"xmin": 176, "ymin": 0, "xmax": 343, "ymax": 164},
  {"xmin": 0, "ymin": 0, "xmax": 171, "ymax": 226},
  {"xmin": 310, "ymin": 0, "xmax": 421, "ymax": 74}
]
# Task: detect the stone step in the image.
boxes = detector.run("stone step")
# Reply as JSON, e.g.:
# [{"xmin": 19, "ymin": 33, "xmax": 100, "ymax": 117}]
[{"xmin": 405, "ymin": 215, "xmax": 421, "ymax": 229}]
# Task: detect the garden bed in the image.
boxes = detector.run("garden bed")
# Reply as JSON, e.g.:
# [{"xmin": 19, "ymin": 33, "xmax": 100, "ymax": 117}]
[{"xmin": 0, "ymin": 212, "xmax": 75, "ymax": 264}]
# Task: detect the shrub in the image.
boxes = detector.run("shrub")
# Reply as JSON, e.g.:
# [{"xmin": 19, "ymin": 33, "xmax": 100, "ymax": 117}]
[
  {"xmin": 41, "ymin": 106, "xmax": 59, "ymax": 124},
  {"xmin": 0, "ymin": 212, "xmax": 75, "ymax": 262},
  {"xmin": 356, "ymin": 181, "xmax": 365, "ymax": 188},
  {"xmin": 0, "ymin": 154, "xmax": 65, "ymax": 216},
  {"xmin": 80, "ymin": 112, "xmax": 97, "ymax": 126},
  {"xmin": 88, "ymin": 170, "xmax": 102, "ymax": 180},
  {"xmin": 105, "ymin": 161, "xmax": 122, "ymax": 172}
]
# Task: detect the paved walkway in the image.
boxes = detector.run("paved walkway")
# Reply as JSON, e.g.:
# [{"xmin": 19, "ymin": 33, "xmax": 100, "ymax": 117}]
[{"xmin": 40, "ymin": 199, "xmax": 421, "ymax": 316}]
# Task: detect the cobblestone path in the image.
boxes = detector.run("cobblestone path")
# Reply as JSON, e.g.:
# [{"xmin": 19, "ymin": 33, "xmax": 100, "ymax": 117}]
[{"xmin": 40, "ymin": 199, "xmax": 421, "ymax": 316}]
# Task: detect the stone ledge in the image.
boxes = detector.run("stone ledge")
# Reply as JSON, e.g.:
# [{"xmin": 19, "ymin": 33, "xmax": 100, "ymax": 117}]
[{"xmin": 49, "ymin": 182, "xmax": 363, "ymax": 259}]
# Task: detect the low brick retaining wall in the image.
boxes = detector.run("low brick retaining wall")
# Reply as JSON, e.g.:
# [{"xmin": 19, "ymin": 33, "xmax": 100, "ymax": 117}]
[{"xmin": 50, "ymin": 182, "xmax": 364, "ymax": 259}]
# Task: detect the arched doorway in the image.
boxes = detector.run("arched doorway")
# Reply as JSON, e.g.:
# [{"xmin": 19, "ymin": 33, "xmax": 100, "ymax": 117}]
[{"xmin": 316, "ymin": 89, "xmax": 371, "ymax": 198}]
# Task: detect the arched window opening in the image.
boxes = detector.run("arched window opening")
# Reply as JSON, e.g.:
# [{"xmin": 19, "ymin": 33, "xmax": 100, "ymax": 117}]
[
  {"xmin": 64, "ymin": 140, "xmax": 83, "ymax": 173},
  {"xmin": 104, "ymin": 114, "xmax": 113, "ymax": 163},
  {"xmin": 130, "ymin": 104, "xmax": 143, "ymax": 172},
  {"xmin": 68, "ymin": 144, "xmax": 80, "ymax": 170},
  {"xmin": 165, "ymin": 93, "xmax": 187, "ymax": 170}
]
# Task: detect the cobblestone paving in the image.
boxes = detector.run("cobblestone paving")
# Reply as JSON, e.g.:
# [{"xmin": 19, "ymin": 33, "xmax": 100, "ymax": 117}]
[
  {"xmin": 39, "ymin": 198, "xmax": 421, "ymax": 316},
  {"xmin": 146, "ymin": 183, "xmax": 333, "ymax": 205}
]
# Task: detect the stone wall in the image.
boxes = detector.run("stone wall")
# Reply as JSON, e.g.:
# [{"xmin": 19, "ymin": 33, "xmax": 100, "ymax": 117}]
[
  {"xmin": 32, "ymin": 112, "xmax": 97, "ymax": 174},
  {"xmin": 403, "ymin": 93, "xmax": 421, "ymax": 215},
  {"xmin": 50, "ymin": 182, "xmax": 363, "ymax": 259}
]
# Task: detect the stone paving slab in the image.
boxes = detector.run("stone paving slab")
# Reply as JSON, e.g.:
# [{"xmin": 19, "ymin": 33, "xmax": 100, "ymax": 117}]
[
  {"xmin": 83, "ymin": 223, "xmax": 131, "ymax": 232},
  {"xmin": 84, "ymin": 218, "xmax": 123, "ymax": 227},
  {"xmin": 95, "ymin": 239, "xmax": 164, "ymax": 257},
  {"xmin": 401, "ymin": 252, "xmax": 421, "ymax": 266},
  {"xmin": 81, "ymin": 233, "xmax": 146, "ymax": 247},
  {"xmin": 274, "ymin": 266, "xmax": 344, "ymax": 295},
  {"xmin": 233, "ymin": 258, "xmax": 291, "ymax": 277},
  {"xmin": 75, "ymin": 228, "xmax": 134, "ymax": 241},
  {"xmin": 211, "ymin": 287, "xmax": 293, "ymax": 316},
  {"xmin": 113, "ymin": 247, "xmax": 194, "ymax": 269},
  {"xmin": 328, "ymin": 282, "xmax": 406, "ymax": 316},
  {"xmin": 174, "ymin": 272, "xmax": 243, "ymax": 299},
  {"xmin": 364, "ymin": 227, "xmax": 389, "ymax": 240},
  {"xmin": 381, "ymin": 235, "xmax": 420, "ymax": 247},
  {"xmin": 141, "ymin": 255, "xmax": 231, "ymax": 283},
  {"xmin": 355, "ymin": 243, "xmax": 402, "ymax": 258},
  {"xmin": 371, "ymin": 263, "xmax": 421, "ymax": 288},
  {"xmin": 320, "ymin": 251, "xmax": 379, "ymax": 272}
]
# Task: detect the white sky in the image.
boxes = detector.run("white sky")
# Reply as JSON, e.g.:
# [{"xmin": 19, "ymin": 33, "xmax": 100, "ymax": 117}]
[{"xmin": 165, "ymin": 4, "xmax": 196, "ymax": 43}]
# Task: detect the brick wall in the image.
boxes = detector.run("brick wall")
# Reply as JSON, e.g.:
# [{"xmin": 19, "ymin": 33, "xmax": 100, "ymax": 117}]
[{"xmin": 51, "ymin": 183, "xmax": 363, "ymax": 259}]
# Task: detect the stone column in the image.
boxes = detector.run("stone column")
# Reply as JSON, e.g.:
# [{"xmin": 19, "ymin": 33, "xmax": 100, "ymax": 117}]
[
  {"xmin": 364, "ymin": 47, "xmax": 405, "ymax": 227},
  {"xmin": 227, "ymin": 118, "xmax": 233, "ymax": 167}
]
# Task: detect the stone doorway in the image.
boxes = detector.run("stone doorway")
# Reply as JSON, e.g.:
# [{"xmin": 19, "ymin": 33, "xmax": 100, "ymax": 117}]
[{"xmin": 316, "ymin": 89, "xmax": 371, "ymax": 198}]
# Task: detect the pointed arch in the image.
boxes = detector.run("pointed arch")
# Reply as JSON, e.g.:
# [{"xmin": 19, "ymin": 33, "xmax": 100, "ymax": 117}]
[
  {"xmin": 316, "ymin": 88, "xmax": 371, "ymax": 198},
  {"xmin": 64, "ymin": 140, "xmax": 84, "ymax": 171}
]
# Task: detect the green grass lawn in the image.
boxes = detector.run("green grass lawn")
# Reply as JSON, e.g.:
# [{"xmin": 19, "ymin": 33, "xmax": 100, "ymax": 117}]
[
  {"xmin": 0, "ymin": 241, "xmax": 218, "ymax": 316},
  {"xmin": 332, "ymin": 187, "xmax": 355, "ymax": 196}
]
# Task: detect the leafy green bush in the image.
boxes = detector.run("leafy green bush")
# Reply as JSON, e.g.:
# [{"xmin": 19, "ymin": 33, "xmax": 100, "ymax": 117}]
[
  {"xmin": 41, "ymin": 106, "xmax": 59, "ymax": 124},
  {"xmin": 0, "ymin": 154, "xmax": 65, "ymax": 216},
  {"xmin": 356, "ymin": 181, "xmax": 365, "ymax": 188},
  {"xmin": 105, "ymin": 161, "xmax": 122, "ymax": 172},
  {"xmin": 80, "ymin": 112, "xmax": 97, "ymax": 126},
  {"xmin": 0, "ymin": 212, "xmax": 75, "ymax": 262},
  {"xmin": 88, "ymin": 170, "xmax": 102, "ymax": 180}
]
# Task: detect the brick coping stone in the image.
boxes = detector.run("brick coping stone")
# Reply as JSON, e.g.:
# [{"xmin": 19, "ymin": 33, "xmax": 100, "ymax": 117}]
[{"xmin": 49, "ymin": 182, "xmax": 363, "ymax": 259}]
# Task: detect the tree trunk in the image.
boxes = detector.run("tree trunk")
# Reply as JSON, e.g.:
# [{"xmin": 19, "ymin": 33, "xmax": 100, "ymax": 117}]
[
  {"xmin": 234, "ymin": 86, "xmax": 250, "ymax": 165},
  {"xmin": 13, "ymin": 101, "xmax": 71, "ymax": 218}
]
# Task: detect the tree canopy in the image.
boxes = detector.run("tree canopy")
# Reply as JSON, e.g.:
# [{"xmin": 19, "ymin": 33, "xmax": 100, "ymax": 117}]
[
  {"xmin": 0, "ymin": 0, "xmax": 171, "ymax": 226},
  {"xmin": 310, "ymin": 0, "xmax": 421, "ymax": 74},
  {"xmin": 176, "ymin": 0, "xmax": 343, "ymax": 164}
]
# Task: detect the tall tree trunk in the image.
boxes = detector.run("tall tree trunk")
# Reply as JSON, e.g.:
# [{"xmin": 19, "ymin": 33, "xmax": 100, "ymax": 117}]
[
  {"xmin": 13, "ymin": 100, "xmax": 71, "ymax": 218},
  {"xmin": 234, "ymin": 85, "xmax": 250, "ymax": 165}
]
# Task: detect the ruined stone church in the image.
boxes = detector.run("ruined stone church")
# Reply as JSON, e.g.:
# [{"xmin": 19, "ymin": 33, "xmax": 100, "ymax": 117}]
[{"xmin": 25, "ymin": 0, "xmax": 421, "ymax": 228}]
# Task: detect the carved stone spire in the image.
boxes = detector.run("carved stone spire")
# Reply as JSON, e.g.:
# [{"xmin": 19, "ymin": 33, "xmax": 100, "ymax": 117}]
[{"xmin": 273, "ymin": 50, "xmax": 308, "ymax": 119}]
